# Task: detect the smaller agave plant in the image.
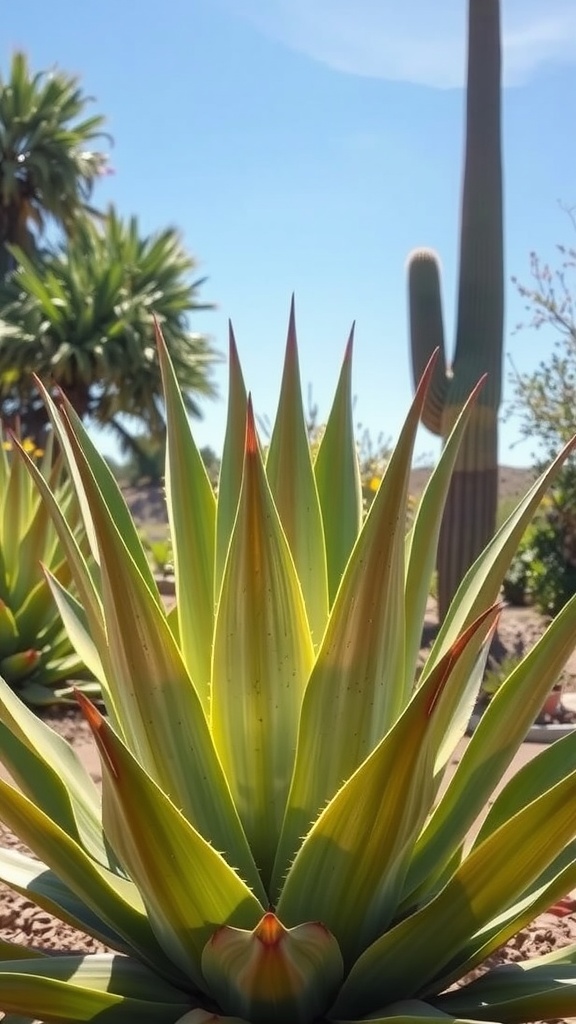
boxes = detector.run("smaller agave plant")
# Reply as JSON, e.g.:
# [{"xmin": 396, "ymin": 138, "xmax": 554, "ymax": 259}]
[
  {"xmin": 0, "ymin": 428, "xmax": 95, "ymax": 705},
  {"xmin": 3, "ymin": 302, "xmax": 576, "ymax": 1022}
]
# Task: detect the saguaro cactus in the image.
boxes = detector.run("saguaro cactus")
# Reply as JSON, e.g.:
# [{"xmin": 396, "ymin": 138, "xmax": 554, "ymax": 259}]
[{"xmin": 408, "ymin": 0, "xmax": 504, "ymax": 620}]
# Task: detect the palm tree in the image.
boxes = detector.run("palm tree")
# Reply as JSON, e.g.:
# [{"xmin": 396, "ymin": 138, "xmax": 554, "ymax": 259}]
[
  {"xmin": 0, "ymin": 207, "xmax": 219, "ymax": 443},
  {"xmin": 0, "ymin": 51, "xmax": 109, "ymax": 277}
]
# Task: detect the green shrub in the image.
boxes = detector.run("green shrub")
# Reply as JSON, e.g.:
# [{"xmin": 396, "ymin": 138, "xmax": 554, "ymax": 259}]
[
  {"xmin": 480, "ymin": 654, "xmax": 525, "ymax": 706},
  {"xmin": 0, "ymin": 428, "xmax": 96, "ymax": 704},
  {"xmin": 503, "ymin": 505, "xmax": 576, "ymax": 616},
  {"xmin": 142, "ymin": 534, "xmax": 173, "ymax": 576}
]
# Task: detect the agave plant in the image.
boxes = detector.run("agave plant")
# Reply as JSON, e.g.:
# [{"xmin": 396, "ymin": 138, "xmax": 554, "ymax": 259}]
[
  {"xmin": 0, "ymin": 426, "xmax": 94, "ymax": 705},
  {"xmin": 3, "ymin": 304, "xmax": 576, "ymax": 1023}
]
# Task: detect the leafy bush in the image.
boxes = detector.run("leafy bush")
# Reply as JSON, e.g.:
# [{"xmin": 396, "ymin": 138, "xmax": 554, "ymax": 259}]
[
  {"xmin": 480, "ymin": 654, "xmax": 525, "ymax": 705},
  {"xmin": 142, "ymin": 534, "xmax": 173, "ymax": 576},
  {"xmin": 507, "ymin": 212, "xmax": 576, "ymax": 615},
  {"xmin": 503, "ymin": 487, "xmax": 576, "ymax": 615},
  {"xmin": 0, "ymin": 427, "xmax": 96, "ymax": 704}
]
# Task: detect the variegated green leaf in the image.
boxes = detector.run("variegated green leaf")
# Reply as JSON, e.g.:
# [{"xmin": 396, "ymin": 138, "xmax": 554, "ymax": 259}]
[
  {"xmin": 404, "ymin": 377, "xmax": 485, "ymax": 684},
  {"xmin": 431, "ymin": 732, "xmax": 576, "ymax": 974},
  {"xmin": 434, "ymin": 961, "xmax": 576, "ymax": 1023},
  {"xmin": 426, "ymin": 619, "xmax": 497, "ymax": 778},
  {"xmin": 79, "ymin": 695, "xmax": 264, "ymax": 986},
  {"xmin": 266, "ymin": 298, "xmax": 329, "ymax": 646},
  {"xmin": 35, "ymin": 378, "xmax": 158, "ymax": 594},
  {"xmin": 0, "ymin": 938, "xmax": 46, "ymax": 961},
  {"xmin": 212, "ymin": 401, "xmax": 314, "ymax": 887},
  {"xmin": 0, "ymin": 954, "xmax": 190, "ymax": 1023},
  {"xmin": 215, "ymin": 323, "xmax": 248, "ymax": 593},
  {"xmin": 475, "ymin": 727, "xmax": 576, "ymax": 848},
  {"xmin": 2, "ymin": 446, "xmax": 32, "ymax": 586},
  {"xmin": 0, "ymin": 1016, "xmax": 38, "ymax": 1024},
  {"xmin": 13, "ymin": 567, "xmax": 65, "ymax": 641},
  {"xmin": 437, "ymin": 858, "xmax": 576, "ymax": 990},
  {"xmin": 425, "ymin": 437, "xmax": 576, "ymax": 674},
  {"xmin": 46, "ymin": 404, "xmax": 264, "ymax": 899},
  {"xmin": 157, "ymin": 320, "xmax": 216, "ymax": 714},
  {"xmin": 402, "ymin": 589, "xmax": 576, "ymax": 905},
  {"xmin": 277, "ymin": 607, "xmax": 498, "ymax": 963},
  {"xmin": 13, "ymin": 442, "xmax": 107, "ymax": 684},
  {"xmin": 272, "ymin": 355, "xmax": 436, "ymax": 893},
  {"xmin": 333, "ymin": 760, "xmax": 576, "ymax": 1018},
  {"xmin": 0, "ymin": 431, "xmax": 10, "ymax": 505},
  {"xmin": 0, "ymin": 713, "xmax": 106, "ymax": 867},
  {"xmin": 313, "ymin": 327, "xmax": 362, "ymax": 603},
  {"xmin": 0, "ymin": 846, "xmax": 134, "ymax": 953},
  {"xmin": 44, "ymin": 570, "xmax": 105, "ymax": 683},
  {"xmin": 0, "ymin": 778, "xmax": 171, "ymax": 972},
  {"xmin": 58, "ymin": 394, "xmax": 161, "ymax": 595},
  {"xmin": 177, "ymin": 1012, "xmax": 249, "ymax": 1024},
  {"xmin": 9, "ymin": 482, "xmax": 56, "ymax": 609},
  {"xmin": 336, "ymin": 1003, "xmax": 499, "ymax": 1024}
]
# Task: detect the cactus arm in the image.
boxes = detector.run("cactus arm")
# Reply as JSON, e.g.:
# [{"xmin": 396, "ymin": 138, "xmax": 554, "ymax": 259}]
[{"xmin": 407, "ymin": 248, "xmax": 449, "ymax": 436}]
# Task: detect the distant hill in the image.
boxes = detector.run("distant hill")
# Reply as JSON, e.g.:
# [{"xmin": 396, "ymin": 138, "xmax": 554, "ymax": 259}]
[{"xmin": 409, "ymin": 465, "xmax": 535, "ymax": 501}]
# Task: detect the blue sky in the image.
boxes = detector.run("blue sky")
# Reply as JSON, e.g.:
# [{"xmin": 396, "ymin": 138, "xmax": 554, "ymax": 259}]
[{"xmin": 5, "ymin": 0, "xmax": 576, "ymax": 466}]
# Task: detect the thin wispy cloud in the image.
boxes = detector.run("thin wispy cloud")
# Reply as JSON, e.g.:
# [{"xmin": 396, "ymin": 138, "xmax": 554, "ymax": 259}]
[{"xmin": 223, "ymin": 0, "xmax": 576, "ymax": 88}]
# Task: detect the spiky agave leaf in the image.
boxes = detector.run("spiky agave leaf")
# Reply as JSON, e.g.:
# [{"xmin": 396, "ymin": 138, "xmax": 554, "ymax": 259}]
[{"xmin": 2, "ymin": 305, "xmax": 576, "ymax": 1024}]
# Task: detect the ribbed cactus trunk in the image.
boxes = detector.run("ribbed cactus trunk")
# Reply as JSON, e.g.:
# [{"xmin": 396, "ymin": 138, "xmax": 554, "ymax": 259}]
[{"xmin": 408, "ymin": 0, "xmax": 504, "ymax": 620}]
